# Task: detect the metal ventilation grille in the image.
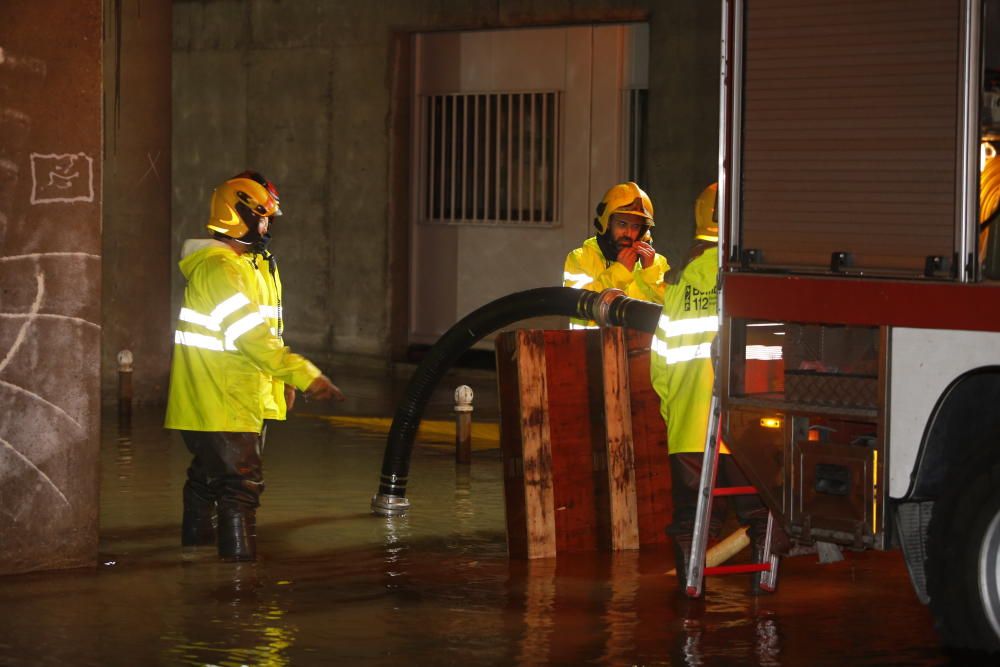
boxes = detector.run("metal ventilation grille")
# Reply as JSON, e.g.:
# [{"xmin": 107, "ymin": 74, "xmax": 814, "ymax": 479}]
[{"xmin": 420, "ymin": 91, "xmax": 560, "ymax": 225}]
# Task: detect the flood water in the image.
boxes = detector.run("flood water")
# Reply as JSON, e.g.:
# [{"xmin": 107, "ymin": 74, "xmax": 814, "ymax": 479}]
[{"xmin": 0, "ymin": 368, "xmax": 953, "ymax": 665}]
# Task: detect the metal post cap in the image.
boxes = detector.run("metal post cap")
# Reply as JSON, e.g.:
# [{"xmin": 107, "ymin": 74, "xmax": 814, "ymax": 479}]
[
  {"xmin": 454, "ymin": 385, "xmax": 474, "ymax": 412},
  {"xmin": 117, "ymin": 349, "xmax": 134, "ymax": 372}
]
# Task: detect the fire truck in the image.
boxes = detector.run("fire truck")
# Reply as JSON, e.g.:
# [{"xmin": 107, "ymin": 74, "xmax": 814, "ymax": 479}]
[{"xmin": 716, "ymin": 0, "xmax": 1000, "ymax": 651}]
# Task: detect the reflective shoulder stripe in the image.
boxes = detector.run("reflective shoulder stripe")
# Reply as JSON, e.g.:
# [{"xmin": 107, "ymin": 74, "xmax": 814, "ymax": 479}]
[
  {"xmin": 563, "ymin": 272, "xmax": 592, "ymax": 289},
  {"xmin": 179, "ymin": 307, "xmax": 221, "ymax": 332},
  {"xmin": 224, "ymin": 311, "xmax": 266, "ymax": 349},
  {"xmin": 175, "ymin": 330, "xmax": 224, "ymax": 352},
  {"xmin": 259, "ymin": 305, "xmax": 279, "ymax": 319}
]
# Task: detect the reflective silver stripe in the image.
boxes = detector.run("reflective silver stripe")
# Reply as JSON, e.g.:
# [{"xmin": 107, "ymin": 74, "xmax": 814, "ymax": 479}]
[
  {"xmin": 665, "ymin": 342, "xmax": 712, "ymax": 365},
  {"xmin": 650, "ymin": 337, "xmax": 712, "ymax": 365},
  {"xmin": 176, "ymin": 293, "xmax": 251, "ymax": 333},
  {"xmin": 658, "ymin": 314, "xmax": 719, "ymax": 339},
  {"xmin": 259, "ymin": 305, "xmax": 279, "ymax": 319},
  {"xmin": 178, "ymin": 307, "xmax": 220, "ymax": 331},
  {"xmin": 745, "ymin": 345, "xmax": 783, "ymax": 360},
  {"xmin": 212, "ymin": 293, "xmax": 251, "ymax": 322},
  {"xmin": 569, "ymin": 321, "xmax": 598, "ymax": 330},
  {"xmin": 563, "ymin": 271, "xmax": 592, "ymax": 289},
  {"xmin": 651, "ymin": 336, "xmax": 669, "ymax": 359},
  {"xmin": 174, "ymin": 330, "xmax": 224, "ymax": 352},
  {"xmin": 224, "ymin": 311, "xmax": 266, "ymax": 349}
]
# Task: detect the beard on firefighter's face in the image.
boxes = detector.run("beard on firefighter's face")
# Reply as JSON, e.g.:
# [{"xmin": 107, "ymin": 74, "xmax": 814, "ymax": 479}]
[{"xmin": 610, "ymin": 214, "xmax": 646, "ymax": 249}]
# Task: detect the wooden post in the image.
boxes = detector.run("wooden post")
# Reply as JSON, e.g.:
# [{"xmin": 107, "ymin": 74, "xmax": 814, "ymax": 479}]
[
  {"xmin": 516, "ymin": 330, "xmax": 557, "ymax": 559},
  {"xmin": 497, "ymin": 328, "xmax": 671, "ymax": 557},
  {"xmin": 600, "ymin": 327, "xmax": 640, "ymax": 551}
]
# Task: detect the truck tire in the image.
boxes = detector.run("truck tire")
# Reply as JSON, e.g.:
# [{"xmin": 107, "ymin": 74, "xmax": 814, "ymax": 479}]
[{"xmin": 926, "ymin": 458, "xmax": 1000, "ymax": 653}]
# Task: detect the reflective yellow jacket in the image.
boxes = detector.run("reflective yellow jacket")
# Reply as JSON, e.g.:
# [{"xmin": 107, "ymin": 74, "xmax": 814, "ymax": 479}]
[
  {"xmin": 649, "ymin": 244, "xmax": 727, "ymax": 455},
  {"xmin": 164, "ymin": 240, "xmax": 322, "ymax": 433},
  {"xmin": 563, "ymin": 237, "xmax": 669, "ymax": 327}
]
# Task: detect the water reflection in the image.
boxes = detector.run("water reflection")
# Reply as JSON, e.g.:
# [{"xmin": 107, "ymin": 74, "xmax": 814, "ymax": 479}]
[
  {"xmin": 167, "ymin": 563, "xmax": 298, "ymax": 666},
  {"xmin": 599, "ymin": 551, "xmax": 640, "ymax": 665},
  {"xmin": 454, "ymin": 466, "xmax": 474, "ymax": 527},
  {"xmin": 515, "ymin": 560, "xmax": 556, "ymax": 665},
  {"xmin": 115, "ymin": 421, "xmax": 133, "ymax": 484},
  {"xmin": 0, "ymin": 391, "xmax": 956, "ymax": 666}
]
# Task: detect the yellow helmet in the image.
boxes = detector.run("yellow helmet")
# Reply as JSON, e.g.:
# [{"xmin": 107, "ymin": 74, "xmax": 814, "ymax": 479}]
[
  {"xmin": 695, "ymin": 183, "xmax": 718, "ymax": 241},
  {"xmin": 594, "ymin": 181, "xmax": 654, "ymax": 235},
  {"xmin": 207, "ymin": 171, "xmax": 281, "ymax": 240}
]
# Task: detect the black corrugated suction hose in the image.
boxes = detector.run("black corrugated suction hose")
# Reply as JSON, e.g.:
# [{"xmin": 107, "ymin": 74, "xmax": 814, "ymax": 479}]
[{"xmin": 371, "ymin": 286, "xmax": 661, "ymax": 516}]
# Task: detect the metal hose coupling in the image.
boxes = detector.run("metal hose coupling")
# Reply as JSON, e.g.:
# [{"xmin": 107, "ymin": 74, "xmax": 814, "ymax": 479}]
[
  {"xmin": 591, "ymin": 288, "xmax": 626, "ymax": 327},
  {"xmin": 578, "ymin": 287, "xmax": 661, "ymax": 333},
  {"xmin": 371, "ymin": 493, "xmax": 411, "ymax": 517},
  {"xmin": 371, "ymin": 473, "xmax": 411, "ymax": 516}
]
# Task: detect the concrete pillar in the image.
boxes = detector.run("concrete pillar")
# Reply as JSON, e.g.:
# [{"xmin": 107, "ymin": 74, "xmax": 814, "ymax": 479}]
[
  {"xmin": 102, "ymin": 0, "xmax": 172, "ymax": 404},
  {"xmin": 0, "ymin": 0, "xmax": 104, "ymax": 574}
]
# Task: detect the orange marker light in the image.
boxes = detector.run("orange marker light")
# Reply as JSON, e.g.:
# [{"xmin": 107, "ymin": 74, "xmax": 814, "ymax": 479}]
[{"xmin": 760, "ymin": 417, "xmax": 782, "ymax": 429}]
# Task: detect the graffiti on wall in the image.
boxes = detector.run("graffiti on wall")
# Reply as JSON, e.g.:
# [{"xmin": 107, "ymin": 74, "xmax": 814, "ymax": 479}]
[{"xmin": 29, "ymin": 153, "xmax": 95, "ymax": 204}]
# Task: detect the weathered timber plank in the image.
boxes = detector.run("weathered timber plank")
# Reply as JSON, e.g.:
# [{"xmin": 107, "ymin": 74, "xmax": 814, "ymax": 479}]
[
  {"xmin": 601, "ymin": 327, "xmax": 640, "ymax": 550},
  {"xmin": 497, "ymin": 332, "xmax": 529, "ymax": 558},
  {"xmin": 516, "ymin": 330, "xmax": 557, "ymax": 559},
  {"xmin": 627, "ymin": 329, "xmax": 672, "ymax": 545}
]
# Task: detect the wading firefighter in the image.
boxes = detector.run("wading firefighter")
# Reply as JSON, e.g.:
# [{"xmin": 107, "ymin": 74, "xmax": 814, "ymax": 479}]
[{"xmin": 165, "ymin": 171, "xmax": 343, "ymax": 561}]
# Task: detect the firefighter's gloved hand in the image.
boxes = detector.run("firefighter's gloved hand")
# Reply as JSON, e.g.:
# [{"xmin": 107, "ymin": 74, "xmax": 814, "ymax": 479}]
[{"xmin": 306, "ymin": 374, "xmax": 345, "ymax": 402}]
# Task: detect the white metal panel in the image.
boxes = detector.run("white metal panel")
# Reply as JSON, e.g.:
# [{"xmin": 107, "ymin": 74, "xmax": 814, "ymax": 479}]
[
  {"xmin": 409, "ymin": 24, "xmax": 648, "ymax": 345},
  {"xmin": 889, "ymin": 327, "xmax": 1000, "ymax": 497}
]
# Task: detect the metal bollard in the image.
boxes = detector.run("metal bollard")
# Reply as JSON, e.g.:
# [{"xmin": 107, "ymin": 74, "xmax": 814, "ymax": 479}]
[
  {"xmin": 454, "ymin": 385, "xmax": 474, "ymax": 464},
  {"xmin": 117, "ymin": 349, "xmax": 133, "ymax": 421}
]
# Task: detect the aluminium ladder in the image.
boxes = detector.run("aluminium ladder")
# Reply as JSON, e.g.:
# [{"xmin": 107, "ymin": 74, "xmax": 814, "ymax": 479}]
[{"xmin": 684, "ymin": 393, "xmax": 780, "ymax": 598}]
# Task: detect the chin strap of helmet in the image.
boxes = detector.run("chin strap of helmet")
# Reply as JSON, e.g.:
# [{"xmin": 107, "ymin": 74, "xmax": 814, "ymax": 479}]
[{"xmin": 254, "ymin": 247, "xmax": 283, "ymax": 338}]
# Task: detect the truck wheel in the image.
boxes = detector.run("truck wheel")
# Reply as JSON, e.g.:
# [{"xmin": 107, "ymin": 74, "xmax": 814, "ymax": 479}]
[{"xmin": 926, "ymin": 459, "xmax": 1000, "ymax": 653}]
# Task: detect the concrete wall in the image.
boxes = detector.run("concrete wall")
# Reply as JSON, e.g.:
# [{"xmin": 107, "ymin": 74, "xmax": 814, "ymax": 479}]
[
  {"xmin": 171, "ymin": 0, "xmax": 722, "ymax": 367},
  {"xmin": 102, "ymin": 0, "xmax": 173, "ymax": 404},
  {"xmin": 0, "ymin": 0, "xmax": 103, "ymax": 575}
]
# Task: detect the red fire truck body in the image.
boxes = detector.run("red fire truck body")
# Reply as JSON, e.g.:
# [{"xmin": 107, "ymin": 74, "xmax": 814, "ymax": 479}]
[{"xmin": 717, "ymin": 0, "xmax": 1000, "ymax": 651}]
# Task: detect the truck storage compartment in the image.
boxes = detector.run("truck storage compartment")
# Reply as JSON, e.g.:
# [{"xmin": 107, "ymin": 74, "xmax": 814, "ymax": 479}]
[
  {"xmin": 728, "ymin": 320, "xmax": 879, "ymax": 412},
  {"xmin": 734, "ymin": 0, "xmax": 963, "ymax": 276}
]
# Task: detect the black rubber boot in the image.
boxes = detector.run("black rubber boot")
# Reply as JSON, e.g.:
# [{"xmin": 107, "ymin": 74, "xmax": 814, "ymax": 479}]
[
  {"xmin": 181, "ymin": 483, "xmax": 216, "ymax": 547},
  {"xmin": 218, "ymin": 507, "xmax": 257, "ymax": 562}
]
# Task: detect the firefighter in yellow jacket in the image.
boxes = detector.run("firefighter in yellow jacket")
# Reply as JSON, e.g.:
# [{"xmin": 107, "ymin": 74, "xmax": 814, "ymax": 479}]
[
  {"xmin": 165, "ymin": 171, "xmax": 343, "ymax": 562},
  {"xmin": 650, "ymin": 182, "xmax": 769, "ymax": 588},
  {"xmin": 563, "ymin": 182, "xmax": 669, "ymax": 327}
]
